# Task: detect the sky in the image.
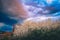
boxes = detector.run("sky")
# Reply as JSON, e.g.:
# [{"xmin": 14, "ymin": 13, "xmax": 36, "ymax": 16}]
[{"xmin": 0, "ymin": 0, "xmax": 60, "ymax": 32}]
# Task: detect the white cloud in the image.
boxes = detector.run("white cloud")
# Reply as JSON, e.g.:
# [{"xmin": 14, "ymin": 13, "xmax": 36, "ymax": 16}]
[{"xmin": 46, "ymin": 0, "xmax": 53, "ymax": 4}]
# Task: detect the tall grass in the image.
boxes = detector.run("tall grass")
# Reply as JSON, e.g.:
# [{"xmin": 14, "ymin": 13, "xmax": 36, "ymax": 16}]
[
  {"xmin": 13, "ymin": 18, "xmax": 60, "ymax": 40},
  {"xmin": 13, "ymin": 26, "xmax": 60, "ymax": 40}
]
